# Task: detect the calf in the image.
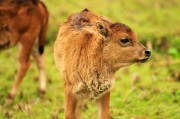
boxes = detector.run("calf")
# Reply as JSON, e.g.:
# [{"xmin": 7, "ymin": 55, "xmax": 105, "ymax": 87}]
[
  {"xmin": 0, "ymin": 0, "xmax": 48, "ymax": 102},
  {"xmin": 54, "ymin": 9, "xmax": 151, "ymax": 119}
]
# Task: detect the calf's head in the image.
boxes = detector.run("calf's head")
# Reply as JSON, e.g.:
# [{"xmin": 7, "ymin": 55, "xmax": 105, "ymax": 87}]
[{"xmin": 96, "ymin": 22, "xmax": 151, "ymax": 71}]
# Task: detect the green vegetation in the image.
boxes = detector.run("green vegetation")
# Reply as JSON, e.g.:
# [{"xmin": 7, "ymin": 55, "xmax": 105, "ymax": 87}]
[{"xmin": 0, "ymin": 0, "xmax": 180, "ymax": 119}]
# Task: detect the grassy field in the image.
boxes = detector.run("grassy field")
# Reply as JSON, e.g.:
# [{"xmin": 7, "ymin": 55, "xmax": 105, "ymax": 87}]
[
  {"xmin": 0, "ymin": 0, "xmax": 180, "ymax": 119},
  {"xmin": 0, "ymin": 47, "xmax": 179, "ymax": 119}
]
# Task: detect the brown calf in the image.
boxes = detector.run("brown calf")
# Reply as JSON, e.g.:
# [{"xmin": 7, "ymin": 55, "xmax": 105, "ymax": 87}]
[
  {"xmin": 54, "ymin": 9, "xmax": 151, "ymax": 119},
  {"xmin": 0, "ymin": 0, "xmax": 48, "ymax": 102}
]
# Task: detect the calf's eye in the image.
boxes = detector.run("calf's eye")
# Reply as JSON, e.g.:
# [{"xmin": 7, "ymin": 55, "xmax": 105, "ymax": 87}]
[
  {"xmin": 120, "ymin": 38, "xmax": 130, "ymax": 43},
  {"xmin": 119, "ymin": 37, "xmax": 133, "ymax": 47}
]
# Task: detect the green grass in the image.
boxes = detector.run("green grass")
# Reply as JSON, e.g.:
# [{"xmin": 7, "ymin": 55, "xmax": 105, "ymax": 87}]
[
  {"xmin": 43, "ymin": 0, "xmax": 180, "ymax": 41},
  {"xmin": 0, "ymin": 46, "xmax": 180, "ymax": 119},
  {"xmin": 0, "ymin": 0, "xmax": 180, "ymax": 119}
]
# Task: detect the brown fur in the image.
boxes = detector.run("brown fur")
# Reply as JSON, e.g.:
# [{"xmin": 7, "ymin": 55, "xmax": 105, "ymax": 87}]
[
  {"xmin": 0, "ymin": 0, "xmax": 49, "ymax": 102},
  {"xmin": 54, "ymin": 9, "xmax": 150, "ymax": 119}
]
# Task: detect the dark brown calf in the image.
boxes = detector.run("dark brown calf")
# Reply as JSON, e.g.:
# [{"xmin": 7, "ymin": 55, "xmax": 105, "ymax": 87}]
[{"xmin": 0, "ymin": 0, "xmax": 49, "ymax": 103}]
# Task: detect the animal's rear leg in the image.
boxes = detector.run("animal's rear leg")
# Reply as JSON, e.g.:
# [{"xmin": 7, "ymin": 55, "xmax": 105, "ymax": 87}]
[
  {"xmin": 31, "ymin": 39, "xmax": 46, "ymax": 96},
  {"xmin": 6, "ymin": 42, "xmax": 32, "ymax": 104}
]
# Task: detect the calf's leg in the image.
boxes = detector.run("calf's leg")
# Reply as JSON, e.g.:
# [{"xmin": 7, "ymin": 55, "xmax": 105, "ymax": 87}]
[
  {"xmin": 64, "ymin": 84, "xmax": 80, "ymax": 119},
  {"xmin": 5, "ymin": 32, "xmax": 36, "ymax": 104},
  {"xmin": 6, "ymin": 40, "xmax": 33, "ymax": 102},
  {"xmin": 31, "ymin": 38, "xmax": 46, "ymax": 95},
  {"xmin": 97, "ymin": 92, "xmax": 111, "ymax": 119}
]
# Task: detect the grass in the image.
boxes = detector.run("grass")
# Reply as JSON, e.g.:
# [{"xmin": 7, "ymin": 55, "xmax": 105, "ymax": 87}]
[
  {"xmin": 0, "ymin": 46, "xmax": 180, "ymax": 119},
  {"xmin": 43, "ymin": 0, "xmax": 180, "ymax": 42},
  {"xmin": 0, "ymin": 0, "xmax": 180, "ymax": 119}
]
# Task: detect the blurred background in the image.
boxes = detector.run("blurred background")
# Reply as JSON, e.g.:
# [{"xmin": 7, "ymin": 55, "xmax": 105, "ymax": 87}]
[{"xmin": 0, "ymin": 0, "xmax": 180, "ymax": 118}]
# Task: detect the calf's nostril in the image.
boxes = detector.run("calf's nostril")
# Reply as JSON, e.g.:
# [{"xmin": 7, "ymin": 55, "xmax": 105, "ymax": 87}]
[{"xmin": 145, "ymin": 50, "xmax": 151, "ymax": 56}]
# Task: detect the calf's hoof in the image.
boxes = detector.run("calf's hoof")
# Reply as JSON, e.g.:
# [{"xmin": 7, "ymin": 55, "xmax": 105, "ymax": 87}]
[
  {"xmin": 5, "ymin": 94, "xmax": 14, "ymax": 106},
  {"xmin": 38, "ymin": 89, "xmax": 46, "ymax": 97}
]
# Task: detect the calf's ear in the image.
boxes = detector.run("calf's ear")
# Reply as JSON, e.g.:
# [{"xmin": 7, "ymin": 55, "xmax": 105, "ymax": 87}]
[
  {"xmin": 96, "ymin": 22, "xmax": 109, "ymax": 38},
  {"xmin": 81, "ymin": 8, "xmax": 89, "ymax": 12}
]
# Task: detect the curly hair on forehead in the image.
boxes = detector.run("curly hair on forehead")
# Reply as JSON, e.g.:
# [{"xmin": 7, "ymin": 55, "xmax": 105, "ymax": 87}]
[{"xmin": 110, "ymin": 22, "xmax": 132, "ymax": 33}]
